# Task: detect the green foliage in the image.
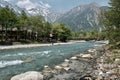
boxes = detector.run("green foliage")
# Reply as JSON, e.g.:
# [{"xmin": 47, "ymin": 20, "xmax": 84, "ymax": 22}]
[
  {"xmin": 0, "ymin": 6, "xmax": 17, "ymax": 41},
  {"xmin": 27, "ymin": 15, "xmax": 52, "ymax": 41},
  {"xmin": 102, "ymin": 0, "xmax": 120, "ymax": 45},
  {"xmin": 27, "ymin": 15, "xmax": 45, "ymax": 31},
  {"xmin": 16, "ymin": 10, "xmax": 28, "ymax": 30},
  {"xmin": 52, "ymin": 23, "xmax": 72, "ymax": 42},
  {"xmin": 0, "ymin": 6, "xmax": 17, "ymax": 28},
  {"xmin": 0, "ymin": 6, "xmax": 72, "ymax": 43},
  {"xmin": 72, "ymin": 30, "xmax": 100, "ymax": 40}
]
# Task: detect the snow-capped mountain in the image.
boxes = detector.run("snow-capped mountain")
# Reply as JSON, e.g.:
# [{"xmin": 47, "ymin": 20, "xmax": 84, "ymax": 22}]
[
  {"xmin": 0, "ymin": 0, "xmax": 51, "ymax": 21},
  {"xmin": 26, "ymin": 1, "xmax": 51, "ymax": 20},
  {"xmin": 0, "ymin": 0, "xmax": 108, "ymax": 31},
  {"xmin": 0, "ymin": 0, "xmax": 24, "ymax": 14},
  {"xmin": 47, "ymin": 12, "xmax": 64, "ymax": 23}
]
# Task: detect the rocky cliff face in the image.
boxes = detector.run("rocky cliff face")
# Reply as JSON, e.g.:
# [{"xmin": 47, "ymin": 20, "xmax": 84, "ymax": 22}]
[
  {"xmin": 55, "ymin": 3, "xmax": 107, "ymax": 31},
  {"xmin": 47, "ymin": 12, "xmax": 64, "ymax": 23}
]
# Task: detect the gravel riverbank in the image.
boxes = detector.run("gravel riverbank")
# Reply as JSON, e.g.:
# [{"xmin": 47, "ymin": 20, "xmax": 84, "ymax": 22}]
[
  {"xmin": 42, "ymin": 46, "xmax": 120, "ymax": 80},
  {"xmin": 41, "ymin": 46, "xmax": 104, "ymax": 80}
]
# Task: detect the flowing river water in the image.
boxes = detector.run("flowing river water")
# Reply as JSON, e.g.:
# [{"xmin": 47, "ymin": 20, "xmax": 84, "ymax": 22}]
[{"xmin": 0, "ymin": 42, "xmax": 101, "ymax": 80}]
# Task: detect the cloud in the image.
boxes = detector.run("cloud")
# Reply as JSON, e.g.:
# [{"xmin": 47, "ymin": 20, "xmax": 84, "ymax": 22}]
[
  {"xmin": 17, "ymin": 0, "xmax": 37, "ymax": 10},
  {"xmin": 16, "ymin": 0, "xmax": 51, "ymax": 10},
  {"xmin": 4, "ymin": 0, "xmax": 17, "ymax": 2},
  {"xmin": 4, "ymin": 0, "xmax": 11, "ymax": 1}
]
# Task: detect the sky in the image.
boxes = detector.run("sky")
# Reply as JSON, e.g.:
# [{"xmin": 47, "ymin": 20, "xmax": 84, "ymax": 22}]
[{"xmin": 4, "ymin": 0, "xmax": 110, "ymax": 12}]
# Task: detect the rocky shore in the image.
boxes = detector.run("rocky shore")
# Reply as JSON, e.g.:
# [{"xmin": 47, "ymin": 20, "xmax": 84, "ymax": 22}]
[
  {"xmin": 11, "ymin": 45, "xmax": 120, "ymax": 80},
  {"xmin": 42, "ymin": 46, "xmax": 104, "ymax": 80}
]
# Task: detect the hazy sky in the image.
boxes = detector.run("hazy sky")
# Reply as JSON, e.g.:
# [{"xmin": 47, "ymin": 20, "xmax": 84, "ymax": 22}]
[{"xmin": 5, "ymin": 0, "xmax": 110, "ymax": 12}]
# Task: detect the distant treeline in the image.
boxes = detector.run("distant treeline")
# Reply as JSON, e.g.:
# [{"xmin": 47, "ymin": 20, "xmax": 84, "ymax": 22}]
[{"xmin": 0, "ymin": 6, "xmax": 72, "ymax": 44}]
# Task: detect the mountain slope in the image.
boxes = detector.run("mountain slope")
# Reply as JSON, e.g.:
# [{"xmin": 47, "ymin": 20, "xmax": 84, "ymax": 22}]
[
  {"xmin": 55, "ymin": 3, "xmax": 105, "ymax": 31},
  {"xmin": 47, "ymin": 12, "xmax": 64, "ymax": 23},
  {"xmin": 0, "ymin": 0, "xmax": 24, "ymax": 14},
  {"xmin": 0, "ymin": 0, "xmax": 51, "ymax": 20},
  {"xmin": 0, "ymin": 0, "xmax": 108, "ymax": 31}
]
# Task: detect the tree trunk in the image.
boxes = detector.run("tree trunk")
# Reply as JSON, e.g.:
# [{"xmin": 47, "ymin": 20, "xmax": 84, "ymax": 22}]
[
  {"xmin": 1, "ymin": 26, "xmax": 4, "ymax": 42},
  {"xmin": 5, "ymin": 25, "xmax": 7, "ymax": 42}
]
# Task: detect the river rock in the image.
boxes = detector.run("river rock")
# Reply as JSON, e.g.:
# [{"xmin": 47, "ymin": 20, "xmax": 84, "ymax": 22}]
[
  {"xmin": 61, "ymin": 63, "xmax": 69, "ymax": 67},
  {"xmin": 81, "ymin": 54, "xmax": 93, "ymax": 58},
  {"xmin": 79, "ymin": 75, "xmax": 93, "ymax": 80},
  {"xmin": 54, "ymin": 65, "xmax": 62, "ymax": 70},
  {"xmin": 11, "ymin": 71, "xmax": 43, "ymax": 80},
  {"xmin": 54, "ymin": 65, "xmax": 63, "ymax": 74},
  {"xmin": 63, "ymin": 67, "xmax": 71, "ymax": 71},
  {"xmin": 115, "ymin": 58, "xmax": 120, "ymax": 62},
  {"xmin": 70, "ymin": 57, "xmax": 78, "ymax": 60},
  {"xmin": 43, "ymin": 65, "xmax": 52, "ymax": 73},
  {"xmin": 88, "ymin": 49, "xmax": 96, "ymax": 53},
  {"xmin": 115, "ymin": 58, "xmax": 120, "ymax": 64},
  {"xmin": 43, "ymin": 66, "xmax": 53, "ymax": 79},
  {"xmin": 23, "ymin": 58, "xmax": 33, "ymax": 63},
  {"xmin": 64, "ymin": 59, "xmax": 70, "ymax": 62}
]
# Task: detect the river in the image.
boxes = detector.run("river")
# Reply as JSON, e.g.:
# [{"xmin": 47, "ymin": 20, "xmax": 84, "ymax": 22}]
[{"xmin": 0, "ymin": 42, "xmax": 101, "ymax": 80}]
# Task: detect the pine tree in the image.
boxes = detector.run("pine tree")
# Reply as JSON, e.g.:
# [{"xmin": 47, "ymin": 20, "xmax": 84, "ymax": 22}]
[
  {"xmin": 104, "ymin": 0, "xmax": 120, "ymax": 46},
  {"xmin": 17, "ymin": 10, "xmax": 28, "ymax": 30},
  {"xmin": 105, "ymin": 0, "xmax": 120, "ymax": 28},
  {"xmin": 0, "ymin": 6, "xmax": 17, "ymax": 41}
]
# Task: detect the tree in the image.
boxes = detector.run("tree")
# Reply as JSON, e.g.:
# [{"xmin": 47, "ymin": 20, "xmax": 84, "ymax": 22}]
[
  {"xmin": 103, "ymin": 0, "xmax": 120, "ymax": 43},
  {"xmin": 28, "ymin": 15, "xmax": 46, "ymax": 41},
  {"xmin": 59, "ymin": 24, "xmax": 72, "ymax": 42},
  {"xmin": 17, "ymin": 10, "xmax": 28, "ymax": 30},
  {"xmin": 43, "ymin": 22, "xmax": 52, "ymax": 41},
  {"xmin": 0, "ymin": 6, "xmax": 17, "ymax": 41},
  {"xmin": 52, "ymin": 23, "xmax": 71, "ymax": 42},
  {"xmin": 15, "ymin": 10, "xmax": 29, "ymax": 40}
]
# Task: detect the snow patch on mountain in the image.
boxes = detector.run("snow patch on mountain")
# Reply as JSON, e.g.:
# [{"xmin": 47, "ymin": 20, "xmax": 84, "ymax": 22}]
[
  {"xmin": 0, "ymin": 0, "xmax": 52, "ymax": 21},
  {"xmin": 17, "ymin": 0, "xmax": 36, "ymax": 10},
  {"xmin": 16, "ymin": 0, "xmax": 51, "ymax": 20}
]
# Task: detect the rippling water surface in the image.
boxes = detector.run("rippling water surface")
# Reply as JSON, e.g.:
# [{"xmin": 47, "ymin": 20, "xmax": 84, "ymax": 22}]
[{"xmin": 0, "ymin": 42, "xmax": 101, "ymax": 80}]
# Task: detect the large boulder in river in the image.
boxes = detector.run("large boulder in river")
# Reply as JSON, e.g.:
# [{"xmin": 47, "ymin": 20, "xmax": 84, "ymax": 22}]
[{"xmin": 11, "ymin": 71, "xmax": 43, "ymax": 80}]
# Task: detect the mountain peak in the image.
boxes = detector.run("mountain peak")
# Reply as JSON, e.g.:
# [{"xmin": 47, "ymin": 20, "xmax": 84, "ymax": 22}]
[
  {"xmin": 90, "ymin": 2, "xmax": 99, "ymax": 5},
  {"xmin": 55, "ymin": 2, "xmax": 106, "ymax": 31},
  {"xmin": 87, "ymin": 2, "xmax": 100, "ymax": 7}
]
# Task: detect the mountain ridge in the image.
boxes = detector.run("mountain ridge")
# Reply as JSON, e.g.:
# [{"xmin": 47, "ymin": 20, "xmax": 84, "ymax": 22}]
[
  {"xmin": 0, "ymin": 1, "xmax": 108, "ymax": 31},
  {"xmin": 54, "ymin": 2, "xmax": 107, "ymax": 31},
  {"xmin": 0, "ymin": 0, "xmax": 51, "ymax": 19}
]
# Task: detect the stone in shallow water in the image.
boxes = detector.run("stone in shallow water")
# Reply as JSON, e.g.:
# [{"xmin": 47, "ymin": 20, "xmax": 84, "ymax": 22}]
[
  {"xmin": 64, "ymin": 59, "xmax": 70, "ymax": 62},
  {"xmin": 81, "ymin": 54, "xmax": 93, "ymax": 58},
  {"xmin": 88, "ymin": 49, "xmax": 96, "ymax": 53},
  {"xmin": 23, "ymin": 58, "xmax": 33, "ymax": 63},
  {"xmin": 70, "ymin": 57, "xmax": 78, "ymax": 60},
  {"xmin": 43, "ymin": 65, "xmax": 52, "ymax": 73},
  {"xmin": 11, "ymin": 71, "xmax": 43, "ymax": 80},
  {"xmin": 43, "ymin": 66, "xmax": 54, "ymax": 80},
  {"xmin": 61, "ymin": 63, "xmax": 69, "ymax": 67},
  {"xmin": 54, "ymin": 66, "xmax": 62, "ymax": 70}
]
